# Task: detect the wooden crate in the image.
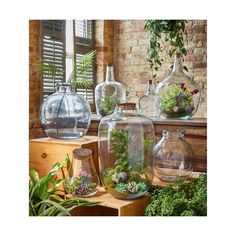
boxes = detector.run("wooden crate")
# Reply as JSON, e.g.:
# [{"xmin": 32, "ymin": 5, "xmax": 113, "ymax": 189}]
[
  {"xmin": 68, "ymin": 187, "xmax": 151, "ymax": 216},
  {"xmin": 29, "ymin": 136, "xmax": 99, "ymax": 178}
]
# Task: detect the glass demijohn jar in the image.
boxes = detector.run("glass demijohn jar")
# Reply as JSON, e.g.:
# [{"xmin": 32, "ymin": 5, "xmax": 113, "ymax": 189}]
[
  {"xmin": 40, "ymin": 82, "xmax": 91, "ymax": 139},
  {"xmin": 95, "ymin": 64, "xmax": 126, "ymax": 116},
  {"xmin": 138, "ymin": 79, "xmax": 161, "ymax": 119},
  {"xmin": 98, "ymin": 103, "xmax": 155, "ymax": 200},
  {"xmin": 153, "ymin": 129, "xmax": 194, "ymax": 182},
  {"xmin": 156, "ymin": 52, "xmax": 201, "ymax": 119},
  {"xmin": 65, "ymin": 148, "xmax": 100, "ymax": 197}
]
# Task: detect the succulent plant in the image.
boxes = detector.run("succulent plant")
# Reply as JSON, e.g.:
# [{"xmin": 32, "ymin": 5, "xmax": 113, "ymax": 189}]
[
  {"xmin": 127, "ymin": 181, "xmax": 139, "ymax": 193},
  {"xmin": 137, "ymin": 181, "xmax": 148, "ymax": 192},
  {"xmin": 115, "ymin": 182, "xmax": 127, "ymax": 193}
]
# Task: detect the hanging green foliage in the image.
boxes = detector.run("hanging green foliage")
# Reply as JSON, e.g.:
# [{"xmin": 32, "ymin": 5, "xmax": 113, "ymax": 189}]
[{"xmin": 144, "ymin": 20, "xmax": 188, "ymax": 78}]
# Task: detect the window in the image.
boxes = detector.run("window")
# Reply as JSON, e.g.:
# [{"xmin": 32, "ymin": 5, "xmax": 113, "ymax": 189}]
[
  {"xmin": 74, "ymin": 20, "xmax": 95, "ymax": 105},
  {"xmin": 41, "ymin": 20, "xmax": 95, "ymax": 108},
  {"xmin": 41, "ymin": 20, "xmax": 66, "ymax": 99}
]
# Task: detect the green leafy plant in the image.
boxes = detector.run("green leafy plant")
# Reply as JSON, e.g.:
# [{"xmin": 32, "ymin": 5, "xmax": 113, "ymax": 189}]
[
  {"xmin": 39, "ymin": 62, "xmax": 63, "ymax": 92},
  {"xmin": 69, "ymin": 50, "xmax": 96, "ymax": 89},
  {"xmin": 29, "ymin": 160, "xmax": 99, "ymax": 216},
  {"xmin": 99, "ymin": 95, "xmax": 120, "ymax": 116},
  {"xmin": 39, "ymin": 50, "xmax": 96, "ymax": 91},
  {"xmin": 145, "ymin": 174, "xmax": 207, "ymax": 216},
  {"xmin": 161, "ymin": 83, "xmax": 199, "ymax": 117},
  {"xmin": 103, "ymin": 129, "xmax": 151, "ymax": 195},
  {"xmin": 144, "ymin": 20, "xmax": 188, "ymax": 78}
]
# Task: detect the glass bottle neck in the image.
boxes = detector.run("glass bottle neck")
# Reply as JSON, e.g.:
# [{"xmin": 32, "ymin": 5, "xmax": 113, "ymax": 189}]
[
  {"xmin": 115, "ymin": 103, "xmax": 137, "ymax": 115},
  {"xmin": 163, "ymin": 129, "xmax": 185, "ymax": 139},
  {"xmin": 146, "ymin": 80, "xmax": 154, "ymax": 95},
  {"xmin": 58, "ymin": 83, "xmax": 72, "ymax": 93},
  {"xmin": 172, "ymin": 55, "xmax": 184, "ymax": 74},
  {"xmin": 105, "ymin": 66, "xmax": 115, "ymax": 82},
  {"xmin": 117, "ymin": 108, "xmax": 137, "ymax": 115}
]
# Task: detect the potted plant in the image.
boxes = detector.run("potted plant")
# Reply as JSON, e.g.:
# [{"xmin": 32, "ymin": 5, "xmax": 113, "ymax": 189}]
[{"xmin": 29, "ymin": 159, "xmax": 100, "ymax": 216}]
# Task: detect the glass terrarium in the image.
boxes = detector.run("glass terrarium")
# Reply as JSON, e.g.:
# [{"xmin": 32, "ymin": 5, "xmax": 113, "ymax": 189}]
[
  {"xmin": 156, "ymin": 52, "xmax": 201, "ymax": 119},
  {"xmin": 65, "ymin": 148, "xmax": 100, "ymax": 197},
  {"xmin": 153, "ymin": 129, "xmax": 194, "ymax": 182},
  {"xmin": 98, "ymin": 103, "xmax": 155, "ymax": 200},
  {"xmin": 95, "ymin": 64, "xmax": 126, "ymax": 116},
  {"xmin": 40, "ymin": 82, "xmax": 91, "ymax": 139},
  {"xmin": 138, "ymin": 79, "xmax": 161, "ymax": 119}
]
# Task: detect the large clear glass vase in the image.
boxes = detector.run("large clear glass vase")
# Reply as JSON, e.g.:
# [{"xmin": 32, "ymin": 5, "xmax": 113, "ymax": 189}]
[
  {"xmin": 153, "ymin": 129, "xmax": 194, "ymax": 182},
  {"xmin": 98, "ymin": 103, "xmax": 155, "ymax": 200},
  {"xmin": 95, "ymin": 64, "xmax": 126, "ymax": 117},
  {"xmin": 156, "ymin": 53, "xmax": 201, "ymax": 119},
  {"xmin": 40, "ymin": 82, "xmax": 91, "ymax": 139}
]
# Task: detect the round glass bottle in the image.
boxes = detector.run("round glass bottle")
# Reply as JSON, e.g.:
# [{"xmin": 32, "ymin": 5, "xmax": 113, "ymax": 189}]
[
  {"xmin": 65, "ymin": 148, "xmax": 100, "ymax": 197},
  {"xmin": 95, "ymin": 64, "xmax": 126, "ymax": 116},
  {"xmin": 40, "ymin": 82, "xmax": 91, "ymax": 139},
  {"xmin": 153, "ymin": 129, "xmax": 194, "ymax": 182},
  {"xmin": 156, "ymin": 53, "xmax": 201, "ymax": 119},
  {"xmin": 98, "ymin": 103, "xmax": 155, "ymax": 200},
  {"xmin": 138, "ymin": 79, "xmax": 161, "ymax": 119}
]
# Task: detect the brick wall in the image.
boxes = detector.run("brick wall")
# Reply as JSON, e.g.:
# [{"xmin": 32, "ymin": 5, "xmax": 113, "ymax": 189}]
[
  {"xmin": 29, "ymin": 19, "xmax": 207, "ymax": 138},
  {"xmin": 111, "ymin": 20, "xmax": 207, "ymax": 118},
  {"xmin": 29, "ymin": 20, "xmax": 45, "ymax": 139}
]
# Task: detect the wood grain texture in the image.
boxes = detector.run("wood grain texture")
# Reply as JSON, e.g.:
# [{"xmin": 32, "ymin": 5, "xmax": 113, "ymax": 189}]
[
  {"xmin": 29, "ymin": 136, "xmax": 99, "ymax": 178},
  {"xmin": 66, "ymin": 187, "xmax": 151, "ymax": 216}
]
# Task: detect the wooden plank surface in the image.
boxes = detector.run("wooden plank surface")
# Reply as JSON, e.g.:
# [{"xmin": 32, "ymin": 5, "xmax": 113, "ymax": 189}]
[
  {"xmin": 65, "ymin": 187, "xmax": 151, "ymax": 216},
  {"xmin": 29, "ymin": 136, "xmax": 99, "ymax": 178}
]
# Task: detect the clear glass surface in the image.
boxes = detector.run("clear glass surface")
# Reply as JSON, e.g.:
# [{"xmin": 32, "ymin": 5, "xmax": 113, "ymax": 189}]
[
  {"xmin": 139, "ymin": 80, "xmax": 161, "ymax": 119},
  {"xmin": 40, "ymin": 83, "xmax": 91, "ymax": 139},
  {"xmin": 95, "ymin": 65, "xmax": 126, "ymax": 116},
  {"xmin": 156, "ymin": 53, "xmax": 201, "ymax": 119},
  {"xmin": 98, "ymin": 103, "xmax": 155, "ymax": 200},
  {"xmin": 65, "ymin": 148, "xmax": 100, "ymax": 197},
  {"xmin": 153, "ymin": 129, "xmax": 194, "ymax": 182}
]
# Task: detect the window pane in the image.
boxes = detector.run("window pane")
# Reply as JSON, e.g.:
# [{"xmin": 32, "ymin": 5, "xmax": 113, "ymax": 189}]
[
  {"xmin": 41, "ymin": 20, "xmax": 66, "ymax": 99},
  {"xmin": 75, "ymin": 20, "xmax": 92, "ymax": 39}
]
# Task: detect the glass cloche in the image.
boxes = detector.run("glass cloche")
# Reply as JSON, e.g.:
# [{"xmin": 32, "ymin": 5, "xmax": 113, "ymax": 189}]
[
  {"xmin": 40, "ymin": 82, "xmax": 91, "ymax": 139},
  {"xmin": 153, "ymin": 129, "xmax": 194, "ymax": 182},
  {"xmin": 156, "ymin": 52, "xmax": 201, "ymax": 119},
  {"xmin": 95, "ymin": 64, "xmax": 126, "ymax": 116},
  {"xmin": 98, "ymin": 103, "xmax": 155, "ymax": 200},
  {"xmin": 65, "ymin": 148, "xmax": 100, "ymax": 197}
]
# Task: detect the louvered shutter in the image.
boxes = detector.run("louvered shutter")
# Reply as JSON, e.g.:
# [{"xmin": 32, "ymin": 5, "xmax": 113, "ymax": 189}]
[
  {"xmin": 74, "ymin": 20, "xmax": 95, "ymax": 106},
  {"xmin": 41, "ymin": 20, "xmax": 66, "ymax": 99}
]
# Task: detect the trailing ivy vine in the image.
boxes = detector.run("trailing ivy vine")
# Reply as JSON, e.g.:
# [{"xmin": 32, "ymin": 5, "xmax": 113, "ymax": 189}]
[{"xmin": 144, "ymin": 20, "xmax": 188, "ymax": 78}]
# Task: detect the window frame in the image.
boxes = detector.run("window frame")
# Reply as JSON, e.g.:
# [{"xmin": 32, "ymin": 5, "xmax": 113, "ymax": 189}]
[{"xmin": 40, "ymin": 20, "xmax": 96, "ymax": 111}]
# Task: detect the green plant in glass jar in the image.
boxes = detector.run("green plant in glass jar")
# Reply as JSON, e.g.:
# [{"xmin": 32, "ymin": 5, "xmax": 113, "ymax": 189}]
[{"xmin": 98, "ymin": 103, "xmax": 155, "ymax": 200}]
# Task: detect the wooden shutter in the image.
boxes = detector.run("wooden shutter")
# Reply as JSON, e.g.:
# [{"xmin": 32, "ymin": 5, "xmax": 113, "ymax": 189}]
[
  {"xmin": 74, "ymin": 20, "xmax": 95, "ymax": 106},
  {"xmin": 41, "ymin": 20, "xmax": 66, "ymax": 99}
]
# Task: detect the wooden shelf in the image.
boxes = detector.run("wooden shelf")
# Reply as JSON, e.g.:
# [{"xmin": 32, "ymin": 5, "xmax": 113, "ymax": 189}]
[{"xmin": 67, "ymin": 187, "xmax": 151, "ymax": 216}]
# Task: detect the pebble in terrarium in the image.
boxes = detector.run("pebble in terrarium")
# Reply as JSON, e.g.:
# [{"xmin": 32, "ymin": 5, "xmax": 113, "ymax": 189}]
[
  {"xmin": 98, "ymin": 103, "xmax": 155, "ymax": 200},
  {"xmin": 65, "ymin": 148, "xmax": 100, "ymax": 197},
  {"xmin": 156, "ymin": 52, "xmax": 201, "ymax": 119},
  {"xmin": 95, "ymin": 64, "xmax": 126, "ymax": 116}
]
